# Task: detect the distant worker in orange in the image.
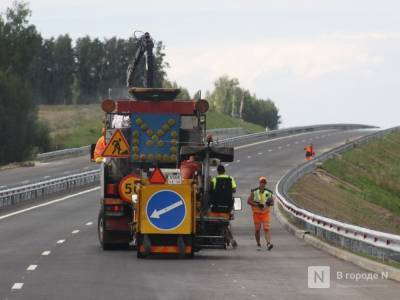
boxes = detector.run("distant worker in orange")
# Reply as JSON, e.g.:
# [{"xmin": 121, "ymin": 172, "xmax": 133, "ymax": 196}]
[
  {"xmin": 304, "ymin": 143, "xmax": 315, "ymax": 161},
  {"xmin": 247, "ymin": 176, "xmax": 274, "ymax": 251},
  {"xmin": 94, "ymin": 128, "xmax": 106, "ymax": 163}
]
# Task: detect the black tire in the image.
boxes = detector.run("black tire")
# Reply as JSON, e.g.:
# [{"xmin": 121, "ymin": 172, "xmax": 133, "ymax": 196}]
[
  {"xmin": 98, "ymin": 209, "xmax": 112, "ymax": 250},
  {"xmin": 136, "ymin": 234, "xmax": 145, "ymax": 258}
]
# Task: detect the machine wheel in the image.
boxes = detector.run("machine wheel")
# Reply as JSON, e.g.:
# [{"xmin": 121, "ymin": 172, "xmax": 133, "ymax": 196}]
[
  {"xmin": 136, "ymin": 234, "xmax": 146, "ymax": 258},
  {"xmin": 98, "ymin": 210, "xmax": 112, "ymax": 250}
]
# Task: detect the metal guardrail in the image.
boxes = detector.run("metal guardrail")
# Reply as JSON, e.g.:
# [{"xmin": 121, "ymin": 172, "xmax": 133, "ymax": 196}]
[
  {"xmin": 276, "ymin": 126, "xmax": 400, "ymax": 260},
  {"xmin": 36, "ymin": 128, "xmax": 247, "ymax": 162},
  {"xmin": 2, "ymin": 123, "xmax": 375, "ymax": 212},
  {"xmin": 215, "ymin": 123, "xmax": 376, "ymax": 147},
  {"xmin": 0, "ymin": 170, "xmax": 100, "ymax": 210}
]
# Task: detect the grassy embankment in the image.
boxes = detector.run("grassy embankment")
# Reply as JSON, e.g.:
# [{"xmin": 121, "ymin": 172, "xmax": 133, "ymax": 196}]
[
  {"xmin": 289, "ymin": 130, "xmax": 400, "ymax": 235},
  {"xmin": 39, "ymin": 104, "xmax": 265, "ymax": 150}
]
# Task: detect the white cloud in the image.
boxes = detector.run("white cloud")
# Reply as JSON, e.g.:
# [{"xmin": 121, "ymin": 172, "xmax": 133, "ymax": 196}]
[{"xmin": 166, "ymin": 35, "xmax": 384, "ymax": 94}]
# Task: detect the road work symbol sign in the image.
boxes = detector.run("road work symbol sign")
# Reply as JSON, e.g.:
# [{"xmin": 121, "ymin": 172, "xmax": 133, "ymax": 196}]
[
  {"xmin": 146, "ymin": 190, "xmax": 186, "ymax": 231},
  {"xmin": 102, "ymin": 129, "xmax": 130, "ymax": 158}
]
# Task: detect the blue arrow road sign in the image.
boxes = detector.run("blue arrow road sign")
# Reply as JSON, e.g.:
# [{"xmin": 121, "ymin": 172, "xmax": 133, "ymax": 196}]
[{"xmin": 146, "ymin": 190, "xmax": 186, "ymax": 230}]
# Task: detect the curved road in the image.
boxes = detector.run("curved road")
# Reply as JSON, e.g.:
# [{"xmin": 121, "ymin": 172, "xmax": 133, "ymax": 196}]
[{"xmin": 1, "ymin": 129, "xmax": 399, "ymax": 300}]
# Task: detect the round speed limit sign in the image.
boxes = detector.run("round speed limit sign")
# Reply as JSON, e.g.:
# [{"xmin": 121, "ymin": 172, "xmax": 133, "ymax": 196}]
[{"xmin": 118, "ymin": 174, "xmax": 140, "ymax": 202}]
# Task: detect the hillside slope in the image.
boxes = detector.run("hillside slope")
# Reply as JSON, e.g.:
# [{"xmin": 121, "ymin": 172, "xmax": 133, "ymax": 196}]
[
  {"xmin": 289, "ymin": 130, "xmax": 400, "ymax": 235},
  {"xmin": 39, "ymin": 104, "xmax": 265, "ymax": 149}
]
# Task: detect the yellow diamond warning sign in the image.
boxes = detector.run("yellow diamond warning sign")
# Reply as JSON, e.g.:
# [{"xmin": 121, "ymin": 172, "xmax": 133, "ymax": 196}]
[{"xmin": 102, "ymin": 129, "xmax": 130, "ymax": 158}]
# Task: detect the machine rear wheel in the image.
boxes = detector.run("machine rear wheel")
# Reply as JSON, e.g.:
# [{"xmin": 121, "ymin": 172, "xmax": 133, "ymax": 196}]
[{"xmin": 98, "ymin": 210, "xmax": 112, "ymax": 250}]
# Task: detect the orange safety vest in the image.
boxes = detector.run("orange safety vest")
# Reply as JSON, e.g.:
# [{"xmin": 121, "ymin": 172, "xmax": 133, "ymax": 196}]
[{"xmin": 94, "ymin": 136, "xmax": 106, "ymax": 159}]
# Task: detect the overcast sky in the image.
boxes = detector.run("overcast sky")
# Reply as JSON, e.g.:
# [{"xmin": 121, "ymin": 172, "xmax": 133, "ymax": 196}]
[{"xmin": 1, "ymin": 0, "xmax": 399, "ymax": 128}]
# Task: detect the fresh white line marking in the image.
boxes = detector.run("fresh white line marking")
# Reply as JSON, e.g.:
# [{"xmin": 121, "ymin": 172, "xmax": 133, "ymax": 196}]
[
  {"xmin": 72, "ymin": 230, "xmax": 80, "ymax": 234},
  {"xmin": 236, "ymin": 159, "xmax": 240, "ymax": 163},
  {"xmin": 247, "ymin": 156, "xmax": 252, "ymax": 159},
  {"xmin": 27, "ymin": 265, "xmax": 37, "ymax": 271},
  {"xmin": 43, "ymin": 176, "xmax": 50, "ymax": 179},
  {"xmin": 258, "ymin": 152, "xmax": 262, "ymax": 155},
  {"xmin": 11, "ymin": 283, "xmax": 24, "ymax": 290},
  {"xmin": 41, "ymin": 251, "xmax": 51, "ymax": 256},
  {"xmin": 85, "ymin": 222, "xmax": 93, "ymax": 226},
  {"xmin": 224, "ymin": 164, "xmax": 229, "ymax": 167},
  {"xmin": 268, "ymin": 149, "xmax": 272, "ymax": 152},
  {"xmin": 57, "ymin": 239, "xmax": 65, "ymax": 244},
  {"xmin": 234, "ymin": 131, "xmax": 329, "ymax": 150},
  {"xmin": 0, "ymin": 185, "xmax": 7, "ymax": 189},
  {"xmin": 211, "ymin": 168, "xmax": 216, "ymax": 172},
  {"xmin": 21, "ymin": 180, "xmax": 30, "ymax": 184},
  {"xmin": 0, "ymin": 187, "xmax": 100, "ymax": 221}
]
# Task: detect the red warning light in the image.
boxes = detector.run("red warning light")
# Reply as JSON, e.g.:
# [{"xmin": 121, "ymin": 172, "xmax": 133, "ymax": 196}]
[{"xmin": 149, "ymin": 168, "xmax": 166, "ymax": 184}]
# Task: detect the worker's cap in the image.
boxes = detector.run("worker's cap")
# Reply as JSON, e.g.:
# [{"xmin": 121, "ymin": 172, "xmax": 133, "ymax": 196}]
[
  {"xmin": 259, "ymin": 176, "xmax": 267, "ymax": 183},
  {"xmin": 217, "ymin": 164, "xmax": 225, "ymax": 173}
]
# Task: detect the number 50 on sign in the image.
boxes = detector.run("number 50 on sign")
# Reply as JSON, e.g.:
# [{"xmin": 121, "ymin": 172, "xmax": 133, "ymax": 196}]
[{"xmin": 119, "ymin": 174, "xmax": 140, "ymax": 202}]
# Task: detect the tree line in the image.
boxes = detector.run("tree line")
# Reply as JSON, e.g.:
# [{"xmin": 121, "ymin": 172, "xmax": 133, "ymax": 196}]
[
  {"xmin": 208, "ymin": 76, "xmax": 280, "ymax": 130},
  {"xmin": 0, "ymin": 2, "xmax": 280, "ymax": 165}
]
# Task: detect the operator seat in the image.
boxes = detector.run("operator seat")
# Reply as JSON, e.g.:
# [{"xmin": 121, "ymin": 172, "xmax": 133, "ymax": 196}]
[{"xmin": 210, "ymin": 177, "xmax": 233, "ymax": 213}]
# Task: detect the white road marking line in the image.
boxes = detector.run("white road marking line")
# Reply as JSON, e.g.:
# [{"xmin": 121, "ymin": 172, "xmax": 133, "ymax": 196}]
[
  {"xmin": 57, "ymin": 239, "xmax": 65, "ymax": 244},
  {"xmin": 27, "ymin": 265, "xmax": 37, "ymax": 271},
  {"xmin": 236, "ymin": 159, "xmax": 240, "ymax": 163},
  {"xmin": 257, "ymin": 152, "xmax": 262, "ymax": 155},
  {"xmin": 268, "ymin": 149, "xmax": 272, "ymax": 152},
  {"xmin": 11, "ymin": 283, "xmax": 24, "ymax": 290},
  {"xmin": 224, "ymin": 164, "xmax": 229, "ymax": 167},
  {"xmin": 309, "ymin": 138, "xmax": 313, "ymax": 140},
  {"xmin": 41, "ymin": 251, "xmax": 51, "ymax": 256},
  {"xmin": 294, "ymin": 141, "xmax": 299, "ymax": 144},
  {"xmin": 233, "ymin": 279, "xmax": 238, "ymax": 283},
  {"xmin": 43, "ymin": 176, "xmax": 50, "ymax": 179},
  {"xmin": 72, "ymin": 230, "xmax": 80, "ymax": 234},
  {"xmin": 21, "ymin": 180, "xmax": 30, "ymax": 184},
  {"xmin": 234, "ymin": 131, "xmax": 329, "ymax": 150},
  {"xmin": 0, "ymin": 187, "xmax": 100, "ymax": 221},
  {"xmin": 0, "ymin": 185, "xmax": 7, "ymax": 189},
  {"xmin": 211, "ymin": 168, "xmax": 216, "ymax": 172},
  {"xmin": 247, "ymin": 156, "xmax": 252, "ymax": 159},
  {"xmin": 85, "ymin": 222, "xmax": 93, "ymax": 226}
]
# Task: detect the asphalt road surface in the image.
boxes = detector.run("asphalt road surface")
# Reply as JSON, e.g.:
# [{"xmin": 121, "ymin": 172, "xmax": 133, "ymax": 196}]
[{"xmin": 1, "ymin": 129, "xmax": 399, "ymax": 300}]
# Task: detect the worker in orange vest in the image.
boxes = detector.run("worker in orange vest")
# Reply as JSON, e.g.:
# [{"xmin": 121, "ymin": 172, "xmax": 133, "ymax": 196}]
[
  {"xmin": 94, "ymin": 128, "xmax": 106, "ymax": 163},
  {"xmin": 247, "ymin": 176, "xmax": 274, "ymax": 251},
  {"xmin": 304, "ymin": 144, "xmax": 315, "ymax": 161}
]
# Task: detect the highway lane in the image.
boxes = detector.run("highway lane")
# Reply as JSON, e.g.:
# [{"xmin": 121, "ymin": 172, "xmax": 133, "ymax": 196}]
[
  {"xmin": 1, "ymin": 129, "xmax": 399, "ymax": 299},
  {"xmin": 0, "ymin": 156, "xmax": 99, "ymax": 190},
  {"xmin": 0, "ymin": 129, "xmax": 364, "ymax": 190}
]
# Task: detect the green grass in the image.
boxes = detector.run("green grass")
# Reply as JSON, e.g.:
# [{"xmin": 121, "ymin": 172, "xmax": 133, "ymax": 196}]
[
  {"xmin": 206, "ymin": 111, "xmax": 265, "ymax": 133},
  {"xmin": 322, "ymin": 131, "xmax": 400, "ymax": 216},
  {"xmin": 39, "ymin": 105, "xmax": 264, "ymax": 150},
  {"xmin": 289, "ymin": 130, "xmax": 400, "ymax": 235}
]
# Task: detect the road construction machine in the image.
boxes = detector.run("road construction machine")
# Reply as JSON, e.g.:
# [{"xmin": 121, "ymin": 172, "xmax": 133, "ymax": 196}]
[{"xmin": 92, "ymin": 32, "xmax": 241, "ymax": 257}]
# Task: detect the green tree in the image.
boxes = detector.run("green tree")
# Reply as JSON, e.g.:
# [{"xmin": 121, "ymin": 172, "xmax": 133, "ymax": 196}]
[{"xmin": 0, "ymin": 1, "xmax": 49, "ymax": 164}]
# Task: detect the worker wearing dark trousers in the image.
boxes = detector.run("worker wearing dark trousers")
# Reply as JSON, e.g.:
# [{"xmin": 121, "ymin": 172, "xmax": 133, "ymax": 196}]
[
  {"xmin": 247, "ymin": 176, "xmax": 274, "ymax": 250},
  {"xmin": 210, "ymin": 165, "xmax": 238, "ymax": 248}
]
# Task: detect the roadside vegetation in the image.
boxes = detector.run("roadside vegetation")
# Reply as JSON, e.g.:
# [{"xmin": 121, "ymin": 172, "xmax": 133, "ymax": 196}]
[
  {"xmin": 39, "ymin": 105, "xmax": 265, "ymax": 149},
  {"xmin": 1, "ymin": 1, "xmax": 278, "ymax": 165},
  {"xmin": 289, "ymin": 130, "xmax": 400, "ymax": 235}
]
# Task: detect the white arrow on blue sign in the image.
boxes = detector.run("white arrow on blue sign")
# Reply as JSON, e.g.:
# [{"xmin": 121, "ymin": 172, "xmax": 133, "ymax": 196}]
[{"xmin": 146, "ymin": 190, "xmax": 186, "ymax": 230}]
